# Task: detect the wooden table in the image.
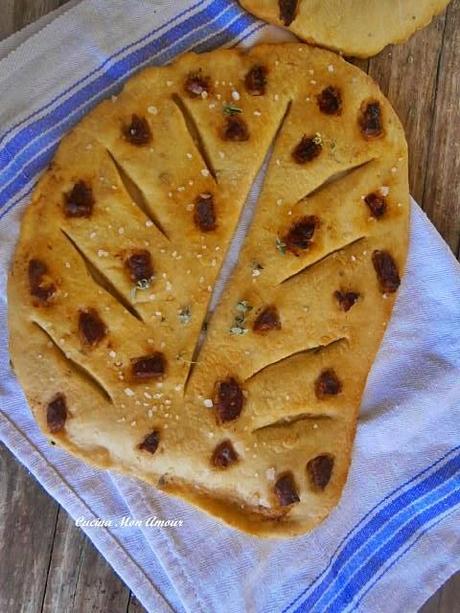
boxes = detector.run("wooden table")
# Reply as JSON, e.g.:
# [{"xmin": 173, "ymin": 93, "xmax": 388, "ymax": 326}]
[{"xmin": 0, "ymin": 1, "xmax": 459, "ymax": 611}]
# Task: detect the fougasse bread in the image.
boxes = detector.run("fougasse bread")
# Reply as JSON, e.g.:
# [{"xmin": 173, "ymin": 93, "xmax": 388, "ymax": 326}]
[
  {"xmin": 8, "ymin": 44, "xmax": 409, "ymax": 537},
  {"xmin": 239, "ymin": 0, "xmax": 451, "ymax": 58}
]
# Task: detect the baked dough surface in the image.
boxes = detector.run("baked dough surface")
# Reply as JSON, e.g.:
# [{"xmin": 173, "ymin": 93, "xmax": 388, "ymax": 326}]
[
  {"xmin": 8, "ymin": 44, "xmax": 409, "ymax": 537},
  {"xmin": 239, "ymin": 0, "xmax": 450, "ymax": 57}
]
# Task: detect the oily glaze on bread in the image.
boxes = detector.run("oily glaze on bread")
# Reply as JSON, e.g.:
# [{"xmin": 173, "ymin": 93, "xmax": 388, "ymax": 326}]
[
  {"xmin": 8, "ymin": 44, "xmax": 409, "ymax": 537},
  {"xmin": 239, "ymin": 0, "xmax": 451, "ymax": 57}
]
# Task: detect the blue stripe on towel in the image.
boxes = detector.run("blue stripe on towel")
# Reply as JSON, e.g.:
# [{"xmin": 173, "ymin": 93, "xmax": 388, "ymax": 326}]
[
  {"xmin": 0, "ymin": 0, "xmax": 258, "ymax": 213},
  {"xmin": 286, "ymin": 447, "xmax": 460, "ymax": 612},
  {"xmin": 0, "ymin": 0, "xmax": 205, "ymax": 150}
]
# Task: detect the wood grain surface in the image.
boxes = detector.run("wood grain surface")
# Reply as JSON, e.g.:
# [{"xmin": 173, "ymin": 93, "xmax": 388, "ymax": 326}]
[{"xmin": 0, "ymin": 1, "xmax": 459, "ymax": 612}]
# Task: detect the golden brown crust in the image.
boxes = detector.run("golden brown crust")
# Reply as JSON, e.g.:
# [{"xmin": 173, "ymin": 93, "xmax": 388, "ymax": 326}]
[
  {"xmin": 8, "ymin": 44, "xmax": 409, "ymax": 537},
  {"xmin": 239, "ymin": 0, "xmax": 451, "ymax": 58}
]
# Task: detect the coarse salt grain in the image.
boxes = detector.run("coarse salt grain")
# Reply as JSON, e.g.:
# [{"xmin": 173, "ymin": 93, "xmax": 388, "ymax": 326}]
[
  {"xmin": 147, "ymin": 105, "xmax": 158, "ymax": 115},
  {"xmin": 124, "ymin": 388, "xmax": 135, "ymax": 397},
  {"xmin": 203, "ymin": 399, "xmax": 213, "ymax": 408}
]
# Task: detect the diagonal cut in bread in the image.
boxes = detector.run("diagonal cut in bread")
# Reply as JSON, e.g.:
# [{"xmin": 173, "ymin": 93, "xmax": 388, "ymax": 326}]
[
  {"xmin": 239, "ymin": 0, "xmax": 451, "ymax": 58},
  {"xmin": 8, "ymin": 44, "xmax": 409, "ymax": 537}
]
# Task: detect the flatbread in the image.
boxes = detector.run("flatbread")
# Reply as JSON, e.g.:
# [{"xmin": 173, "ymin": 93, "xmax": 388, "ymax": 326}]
[
  {"xmin": 239, "ymin": 0, "xmax": 451, "ymax": 57},
  {"xmin": 8, "ymin": 43, "xmax": 409, "ymax": 537}
]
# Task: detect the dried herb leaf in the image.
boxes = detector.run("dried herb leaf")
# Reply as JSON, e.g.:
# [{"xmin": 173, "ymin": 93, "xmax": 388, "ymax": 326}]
[
  {"xmin": 276, "ymin": 237, "xmax": 287, "ymax": 255},
  {"xmin": 179, "ymin": 306, "xmax": 192, "ymax": 325},
  {"xmin": 223, "ymin": 104, "xmax": 242, "ymax": 116}
]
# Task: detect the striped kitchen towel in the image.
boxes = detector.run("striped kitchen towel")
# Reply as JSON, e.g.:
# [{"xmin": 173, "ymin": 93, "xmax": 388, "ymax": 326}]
[{"xmin": 0, "ymin": 1, "xmax": 459, "ymax": 612}]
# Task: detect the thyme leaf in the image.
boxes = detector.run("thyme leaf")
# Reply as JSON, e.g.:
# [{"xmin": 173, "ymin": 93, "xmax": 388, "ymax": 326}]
[
  {"xmin": 178, "ymin": 306, "xmax": 192, "ymax": 325},
  {"xmin": 276, "ymin": 237, "xmax": 287, "ymax": 255},
  {"xmin": 223, "ymin": 104, "xmax": 242, "ymax": 116}
]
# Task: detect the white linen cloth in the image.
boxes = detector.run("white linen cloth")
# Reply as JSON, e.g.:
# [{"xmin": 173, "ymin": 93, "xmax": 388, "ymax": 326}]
[{"xmin": 0, "ymin": 2, "xmax": 459, "ymax": 612}]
